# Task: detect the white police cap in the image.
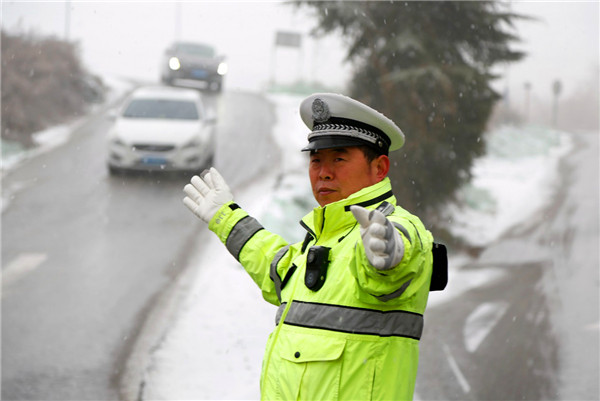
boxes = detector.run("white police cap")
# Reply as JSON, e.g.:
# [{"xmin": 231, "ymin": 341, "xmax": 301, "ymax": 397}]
[{"xmin": 300, "ymin": 93, "xmax": 405, "ymax": 154}]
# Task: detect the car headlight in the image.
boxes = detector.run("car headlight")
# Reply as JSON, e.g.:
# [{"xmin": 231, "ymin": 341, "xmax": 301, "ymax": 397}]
[
  {"xmin": 182, "ymin": 137, "xmax": 202, "ymax": 150},
  {"xmin": 169, "ymin": 57, "xmax": 181, "ymax": 71},
  {"xmin": 217, "ymin": 62, "xmax": 228, "ymax": 76},
  {"xmin": 110, "ymin": 136, "xmax": 126, "ymax": 147}
]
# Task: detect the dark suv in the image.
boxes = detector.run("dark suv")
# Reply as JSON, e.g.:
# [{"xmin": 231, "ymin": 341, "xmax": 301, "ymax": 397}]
[{"xmin": 161, "ymin": 42, "xmax": 227, "ymax": 92}]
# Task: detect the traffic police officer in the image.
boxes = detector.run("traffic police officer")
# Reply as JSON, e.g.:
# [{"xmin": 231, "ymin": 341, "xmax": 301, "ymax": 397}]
[{"xmin": 183, "ymin": 93, "xmax": 441, "ymax": 400}]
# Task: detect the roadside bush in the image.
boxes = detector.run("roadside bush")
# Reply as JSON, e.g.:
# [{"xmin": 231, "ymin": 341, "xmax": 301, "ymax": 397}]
[{"xmin": 1, "ymin": 30, "xmax": 104, "ymax": 147}]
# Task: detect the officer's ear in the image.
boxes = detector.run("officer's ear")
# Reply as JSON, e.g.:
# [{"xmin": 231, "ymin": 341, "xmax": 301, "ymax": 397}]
[{"xmin": 373, "ymin": 155, "xmax": 390, "ymax": 181}]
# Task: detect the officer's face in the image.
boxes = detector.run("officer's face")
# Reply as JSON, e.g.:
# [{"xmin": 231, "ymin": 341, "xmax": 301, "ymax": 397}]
[{"xmin": 309, "ymin": 146, "xmax": 389, "ymax": 206}]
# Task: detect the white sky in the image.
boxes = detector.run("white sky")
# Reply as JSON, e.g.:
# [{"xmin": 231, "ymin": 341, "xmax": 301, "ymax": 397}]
[
  {"xmin": 1, "ymin": 1, "xmax": 598, "ymax": 97},
  {"xmin": 498, "ymin": 1, "xmax": 599, "ymax": 101}
]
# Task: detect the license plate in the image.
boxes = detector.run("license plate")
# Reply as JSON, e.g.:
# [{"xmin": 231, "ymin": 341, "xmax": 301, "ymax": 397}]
[
  {"xmin": 141, "ymin": 157, "xmax": 167, "ymax": 165},
  {"xmin": 192, "ymin": 69, "xmax": 207, "ymax": 78}
]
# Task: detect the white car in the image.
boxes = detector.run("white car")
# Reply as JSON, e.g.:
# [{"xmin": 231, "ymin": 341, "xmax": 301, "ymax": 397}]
[{"xmin": 106, "ymin": 86, "xmax": 216, "ymax": 174}]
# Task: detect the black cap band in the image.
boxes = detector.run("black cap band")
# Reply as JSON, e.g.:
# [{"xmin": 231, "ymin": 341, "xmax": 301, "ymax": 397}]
[{"xmin": 304, "ymin": 116, "xmax": 391, "ymax": 155}]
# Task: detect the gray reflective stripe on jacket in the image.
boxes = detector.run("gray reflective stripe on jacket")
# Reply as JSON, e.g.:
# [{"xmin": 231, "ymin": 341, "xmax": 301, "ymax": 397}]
[
  {"xmin": 392, "ymin": 222, "xmax": 412, "ymax": 244},
  {"xmin": 270, "ymin": 245, "xmax": 291, "ymax": 302},
  {"xmin": 226, "ymin": 216, "xmax": 264, "ymax": 260},
  {"xmin": 375, "ymin": 279, "xmax": 413, "ymax": 302},
  {"xmin": 377, "ymin": 201, "xmax": 412, "ymax": 244},
  {"xmin": 376, "ymin": 201, "xmax": 395, "ymax": 216},
  {"xmin": 276, "ymin": 301, "xmax": 424, "ymax": 340}
]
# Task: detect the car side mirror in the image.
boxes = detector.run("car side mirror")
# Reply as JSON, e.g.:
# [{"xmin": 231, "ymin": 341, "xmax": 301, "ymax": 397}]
[
  {"xmin": 107, "ymin": 109, "xmax": 118, "ymax": 121},
  {"xmin": 204, "ymin": 109, "xmax": 217, "ymax": 124},
  {"xmin": 204, "ymin": 116, "xmax": 217, "ymax": 125}
]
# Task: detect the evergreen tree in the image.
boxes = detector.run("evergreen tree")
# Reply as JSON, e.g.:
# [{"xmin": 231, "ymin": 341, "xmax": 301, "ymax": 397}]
[{"xmin": 295, "ymin": 1, "xmax": 526, "ymax": 223}]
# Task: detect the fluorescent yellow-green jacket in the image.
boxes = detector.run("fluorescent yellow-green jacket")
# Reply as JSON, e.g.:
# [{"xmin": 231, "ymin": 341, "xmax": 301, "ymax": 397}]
[{"xmin": 209, "ymin": 178, "xmax": 433, "ymax": 400}]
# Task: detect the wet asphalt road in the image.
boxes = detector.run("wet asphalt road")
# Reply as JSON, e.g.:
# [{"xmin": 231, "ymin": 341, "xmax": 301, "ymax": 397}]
[
  {"xmin": 1, "ymin": 89, "xmax": 278, "ymax": 400},
  {"xmin": 416, "ymin": 132, "xmax": 599, "ymax": 400}
]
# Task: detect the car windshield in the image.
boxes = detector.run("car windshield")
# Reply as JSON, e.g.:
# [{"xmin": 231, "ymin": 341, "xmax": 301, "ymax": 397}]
[
  {"xmin": 122, "ymin": 99, "xmax": 199, "ymax": 120},
  {"xmin": 175, "ymin": 43, "xmax": 215, "ymax": 58}
]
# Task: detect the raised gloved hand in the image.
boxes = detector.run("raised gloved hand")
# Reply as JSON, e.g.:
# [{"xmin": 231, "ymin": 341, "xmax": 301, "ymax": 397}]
[
  {"xmin": 183, "ymin": 167, "xmax": 233, "ymax": 223},
  {"xmin": 350, "ymin": 205, "xmax": 405, "ymax": 270}
]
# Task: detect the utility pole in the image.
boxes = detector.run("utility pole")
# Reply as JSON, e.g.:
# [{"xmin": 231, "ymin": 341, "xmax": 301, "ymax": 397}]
[
  {"xmin": 174, "ymin": 2, "xmax": 182, "ymax": 41},
  {"xmin": 64, "ymin": 0, "xmax": 71, "ymax": 40},
  {"xmin": 523, "ymin": 81, "xmax": 531, "ymax": 123},
  {"xmin": 552, "ymin": 80, "xmax": 562, "ymax": 128}
]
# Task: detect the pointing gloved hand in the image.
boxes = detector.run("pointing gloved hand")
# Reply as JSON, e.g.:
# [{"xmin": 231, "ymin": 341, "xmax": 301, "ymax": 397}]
[
  {"xmin": 183, "ymin": 167, "xmax": 233, "ymax": 223},
  {"xmin": 350, "ymin": 205, "xmax": 405, "ymax": 270}
]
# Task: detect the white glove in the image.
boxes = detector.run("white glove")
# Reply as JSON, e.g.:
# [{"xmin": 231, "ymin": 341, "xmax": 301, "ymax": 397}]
[
  {"xmin": 183, "ymin": 167, "xmax": 233, "ymax": 223},
  {"xmin": 350, "ymin": 205, "xmax": 405, "ymax": 270}
]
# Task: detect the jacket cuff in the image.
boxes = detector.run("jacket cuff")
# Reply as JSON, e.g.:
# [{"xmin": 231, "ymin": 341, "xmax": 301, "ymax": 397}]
[{"xmin": 208, "ymin": 201, "xmax": 248, "ymax": 244}]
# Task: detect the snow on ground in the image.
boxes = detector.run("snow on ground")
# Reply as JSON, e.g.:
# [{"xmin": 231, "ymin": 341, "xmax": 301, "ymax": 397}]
[
  {"xmin": 444, "ymin": 125, "xmax": 574, "ymax": 247},
  {"xmin": 428, "ymin": 124, "xmax": 574, "ymax": 308},
  {"xmin": 139, "ymin": 94, "xmax": 575, "ymax": 400}
]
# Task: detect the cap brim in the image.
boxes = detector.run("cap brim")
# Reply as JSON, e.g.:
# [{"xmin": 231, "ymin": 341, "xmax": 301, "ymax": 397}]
[{"xmin": 301, "ymin": 136, "xmax": 369, "ymax": 152}]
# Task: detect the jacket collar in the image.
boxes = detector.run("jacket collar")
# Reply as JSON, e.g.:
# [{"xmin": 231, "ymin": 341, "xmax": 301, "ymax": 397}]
[{"xmin": 301, "ymin": 177, "xmax": 396, "ymax": 238}]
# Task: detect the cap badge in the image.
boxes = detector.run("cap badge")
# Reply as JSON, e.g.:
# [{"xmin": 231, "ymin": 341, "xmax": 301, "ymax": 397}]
[{"xmin": 311, "ymin": 98, "xmax": 330, "ymax": 123}]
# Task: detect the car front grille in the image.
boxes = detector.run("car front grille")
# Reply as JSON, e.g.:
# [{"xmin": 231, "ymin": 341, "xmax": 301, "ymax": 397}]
[{"xmin": 133, "ymin": 144, "xmax": 175, "ymax": 152}]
